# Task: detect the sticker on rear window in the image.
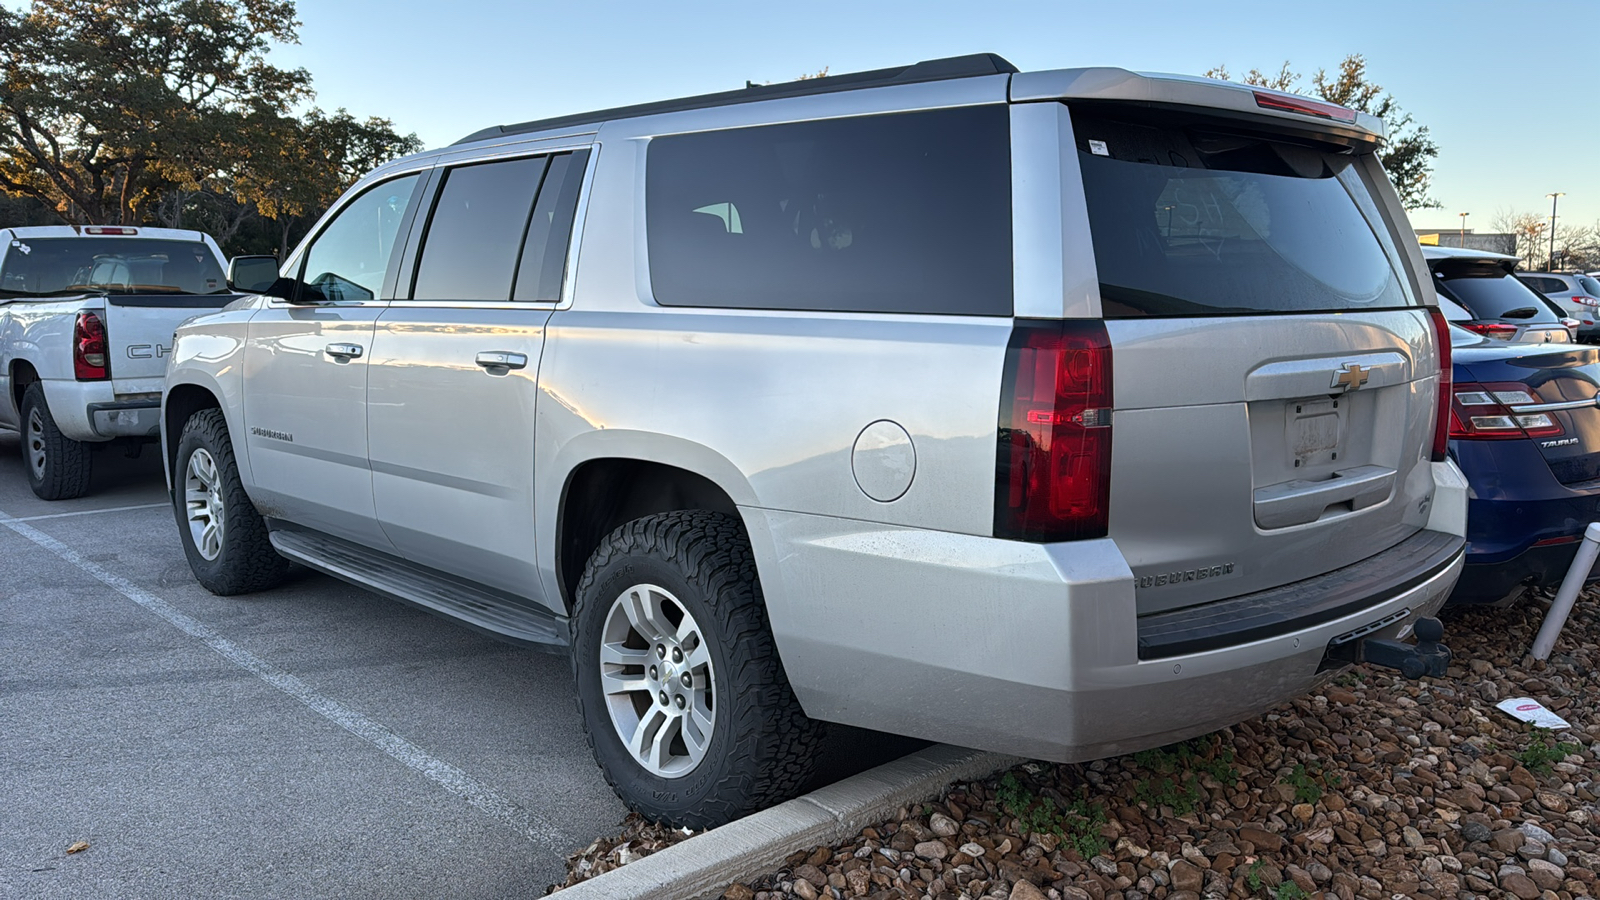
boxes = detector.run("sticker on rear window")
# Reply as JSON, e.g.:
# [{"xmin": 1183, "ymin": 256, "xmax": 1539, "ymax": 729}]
[
  {"xmin": 1088, "ymin": 140, "xmax": 1110, "ymax": 156},
  {"xmin": 10, "ymin": 241, "xmax": 29, "ymax": 255}
]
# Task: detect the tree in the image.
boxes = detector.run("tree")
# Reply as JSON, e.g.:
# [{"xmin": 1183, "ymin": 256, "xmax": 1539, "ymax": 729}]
[
  {"xmin": 1491, "ymin": 207, "xmax": 1554, "ymax": 270},
  {"xmin": 232, "ymin": 108, "xmax": 423, "ymax": 258},
  {"xmin": 0, "ymin": 0, "xmax": 311, "ymax": 224},
  {"xmin": 1203, "ymin": 55, "xmax": 1440, "ymax": 210}
]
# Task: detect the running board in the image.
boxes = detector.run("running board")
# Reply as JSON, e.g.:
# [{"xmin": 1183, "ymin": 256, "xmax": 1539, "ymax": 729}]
[{"xmin": 268, "ymin": 526, "xmax": 569, "ymax": 650}]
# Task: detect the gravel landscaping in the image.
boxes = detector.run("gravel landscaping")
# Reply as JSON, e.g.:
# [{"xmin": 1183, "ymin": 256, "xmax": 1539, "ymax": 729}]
[{"xmin": 550, "ymin": 586, "xmax": 1600, "ymax": 900}]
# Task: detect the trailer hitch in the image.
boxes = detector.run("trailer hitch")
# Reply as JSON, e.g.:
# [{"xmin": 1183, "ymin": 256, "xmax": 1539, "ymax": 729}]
[{"xmin": 1324, "ymin": 616, "xmax": 1451, "ymax": 680}]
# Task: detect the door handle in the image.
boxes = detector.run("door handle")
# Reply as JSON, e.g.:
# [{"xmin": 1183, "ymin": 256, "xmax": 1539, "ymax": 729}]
[
  {"xmin": 475, "ymin": 351, "xmax": 528, "ymax": 370},
  {"xmin": 325, "ymin": 342, "xmax": 363, "ymax": 360}
]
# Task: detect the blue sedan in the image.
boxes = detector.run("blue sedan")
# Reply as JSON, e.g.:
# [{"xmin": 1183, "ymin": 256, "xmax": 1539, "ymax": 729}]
[{"xmin": 1446, "ymin": 315, "xmax": 1600, "ymax": 604}]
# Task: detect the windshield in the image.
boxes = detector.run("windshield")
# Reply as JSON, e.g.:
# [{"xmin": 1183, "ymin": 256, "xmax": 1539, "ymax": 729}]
[
  {"xmin": 1073, "ymin": 111, "xmax": 1411, "ymax": 317},
  {"xmin": 1, "ymin": 237, "xmax": 227, "ymax": 296}
]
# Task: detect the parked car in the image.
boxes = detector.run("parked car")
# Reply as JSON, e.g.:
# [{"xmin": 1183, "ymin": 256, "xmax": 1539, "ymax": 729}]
[
  {"xmin": 1516, "ymin": 271, "xmax": 1600, "ymax": 341},
  {"xmin": 162, "ymin": 54, "xmax": 1466, "ymax": 827},
  {"xmin": 0, "ymin": 225, "xmax": 275, "ymax": 499},
  {"xmin": 1425, "ymin": 247, "xmax": 1572, "ymax": 344},
  {"xmin": 1444, "ymin": 322, "xmax": 1600, "ymax": 604}
]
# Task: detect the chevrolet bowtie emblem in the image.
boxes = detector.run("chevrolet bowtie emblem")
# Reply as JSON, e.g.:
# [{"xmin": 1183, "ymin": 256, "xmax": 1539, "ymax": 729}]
[{"xmin": 1333, "ymin": 363, "xmax": 1371, "ymax": 391}]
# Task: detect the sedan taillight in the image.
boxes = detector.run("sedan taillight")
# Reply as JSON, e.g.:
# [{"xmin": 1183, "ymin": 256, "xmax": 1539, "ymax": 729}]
[{"xmin": 1450, "ymin": 382, "xmax": 1562, "ymax": 440}]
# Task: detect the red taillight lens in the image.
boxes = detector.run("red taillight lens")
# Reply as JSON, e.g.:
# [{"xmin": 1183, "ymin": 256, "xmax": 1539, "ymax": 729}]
[
  {"xmin": 1427, "ymin": 308, "xmax": 1452, "ymax": 462},
  {"xmin": 73, "ymin": 311, "xmax": 109, "ymax": 381},
  {"xmin": 1449, "ymin": 382, "xmax": 1563, "ymax": 441},
  {"xmin": 1574, "ymin": 296, "xmax": 1600, "ymax": 308},
  {"xmin": 1459, "ymin": 322, "xmax": 1519, "ymax": 338},
  {"xmin": 1251, "ymin": 90, "xmax": 1359, "ymax": 123},
  {"xmin": 995, "ymin": 320, "xmax": 1112, "ymax": 542}
]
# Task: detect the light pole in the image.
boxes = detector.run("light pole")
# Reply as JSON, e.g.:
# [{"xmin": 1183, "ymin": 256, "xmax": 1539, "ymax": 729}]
[
  {"xmin": 1547, "ymin": 192, "xmax": 1566, "ymax": 271},
  {"xmin": 1458, "ymin": 211, "xmax": 1469, "ymax": 245}
]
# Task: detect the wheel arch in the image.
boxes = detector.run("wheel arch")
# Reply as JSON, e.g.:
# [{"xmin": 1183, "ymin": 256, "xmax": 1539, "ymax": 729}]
[
  {"xmin": 9, "ymin": 358, "xmax": 39, "ymax": 413},
  {"xmin": 550, "ymin": 435, "xmax": 758, "ymax": 615},
  {"xmin": 162, "ymin": 379, "xmax": 229, "ymax": 493}
]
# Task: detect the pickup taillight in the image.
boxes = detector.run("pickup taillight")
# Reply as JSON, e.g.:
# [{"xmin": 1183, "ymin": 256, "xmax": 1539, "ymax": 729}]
[
  {"xmin": 994, "ymin": 320, "xmax": 1113, "ymax": 542},
  {"xmin": 73, "ymin": 311, "xmax": 109, "ymax": 381}
]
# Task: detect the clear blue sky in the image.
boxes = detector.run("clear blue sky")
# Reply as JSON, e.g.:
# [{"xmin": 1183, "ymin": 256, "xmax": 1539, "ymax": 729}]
[{"xmin": 32, "ymin": 0, "xmax": 1600, "ymax": 232}]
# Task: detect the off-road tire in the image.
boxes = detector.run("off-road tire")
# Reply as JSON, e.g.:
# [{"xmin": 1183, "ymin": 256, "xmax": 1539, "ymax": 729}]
[
  {"xmin": 173, "ymin": 409, "xmax": 289, "ymax": 595},
  {"xmin": 20, "ymin": 382, "xmax": 93, "ymax": 500},
  {"xmin": 571, "ymin": 510, "xmax": 823, "ymax": 828}
]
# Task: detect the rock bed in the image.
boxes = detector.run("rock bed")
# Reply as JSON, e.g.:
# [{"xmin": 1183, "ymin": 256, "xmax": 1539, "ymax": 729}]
[{"xmin": 550, "ymin": 587, "xmax": 1600, "ymax": 900}]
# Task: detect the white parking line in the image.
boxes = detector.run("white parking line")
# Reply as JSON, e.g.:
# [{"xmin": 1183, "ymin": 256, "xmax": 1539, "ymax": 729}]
[
  {"xmin": 11, "ymin": 501, "xmax": 168, "ymax": 522},
  {"xmin": 0, "ymin": 507, "xmax": 568, "ymax": 853}
]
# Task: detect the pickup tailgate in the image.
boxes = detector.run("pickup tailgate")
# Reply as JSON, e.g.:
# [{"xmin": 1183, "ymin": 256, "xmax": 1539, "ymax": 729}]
[{"xmin": 104, "ymin": 294, "xmax": 238, "ymax": 393}]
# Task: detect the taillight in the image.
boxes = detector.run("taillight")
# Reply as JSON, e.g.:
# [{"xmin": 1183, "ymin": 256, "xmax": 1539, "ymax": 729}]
[
  {"xmin": 73, "ymin": 311, "xmax": 109, "ymax": 380},
  {"xmin": 1251, "ymin": 90, "xmax": 1359, "ymax": 123},
  {"xmin": 1427, "ymin": 308, "xmax": 1452, "ymax": 462},
  {"xmin": 994, "ymin": 320, "xmax": 1112, "ymax": 542},
  {"xmin": 1449, "ymin": 382, "xmax": 1562, "ymax": 440},
  {"xmin": 1459, "ymin": 322, "xmax": 1518, "ymax": 339},
  {"xmin": 1574, "ymin": 296, "xmax": 1600, "ymax": 308}
]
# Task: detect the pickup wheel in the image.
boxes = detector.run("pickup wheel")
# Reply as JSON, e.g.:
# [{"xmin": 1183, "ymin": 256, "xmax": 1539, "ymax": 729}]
[
  {"xmin": 172, "ymin": 409, "xmax": 288, "ymax": 595},
  {"xmin": 571, "ymin": 510, "xmax": 822, "ymax": 829},
  {"xmin": 20, "ymin": 383, "xmax": 93, "ymax": 500}
]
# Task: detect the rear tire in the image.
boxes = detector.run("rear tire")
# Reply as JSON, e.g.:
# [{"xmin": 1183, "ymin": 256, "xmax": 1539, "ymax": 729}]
[
  {"xmin": 173, "ymin": 408, "xmax": 289, "ymax": 595},
  {"xmin": 571, "ymin": 511, "xmax": 822, "ymax": 828},
  {"xmin": 20, "ymin": 383, "xmax": 92, "ymax": 501}
]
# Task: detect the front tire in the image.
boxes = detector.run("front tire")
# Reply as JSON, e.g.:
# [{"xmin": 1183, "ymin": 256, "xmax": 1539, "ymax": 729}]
[
  {"xmin": 172, "ymin": 409, "xmax": 289, "ymax": 595},
  {"xmin": 571, "ymin": 511, "xmax": 822, "ymax": 828},
  {"xmin": 20, "ymin": 383, "xmax": 93, "ymax": 500}
]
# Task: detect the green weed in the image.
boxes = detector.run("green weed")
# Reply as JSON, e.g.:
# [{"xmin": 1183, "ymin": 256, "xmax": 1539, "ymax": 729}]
[{"xmin": 994, "ymin": 771, "xmax": 1109, "ymax": 858}]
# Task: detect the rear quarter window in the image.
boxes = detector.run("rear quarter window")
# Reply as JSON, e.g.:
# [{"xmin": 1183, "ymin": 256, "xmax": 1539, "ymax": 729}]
[{"xmin": 645, "ymin": 106, "xmax": 1012, "ymax": 316}]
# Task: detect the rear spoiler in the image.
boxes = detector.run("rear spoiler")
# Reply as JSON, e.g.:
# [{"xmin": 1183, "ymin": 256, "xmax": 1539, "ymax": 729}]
[{"xmin": 1010, "ymin": 68, "xmax": 1386, "ymax": 146}]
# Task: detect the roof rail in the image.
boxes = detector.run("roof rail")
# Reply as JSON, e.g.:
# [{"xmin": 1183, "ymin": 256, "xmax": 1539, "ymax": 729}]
[{"xmin": 453, "ymin": 53, "xmax": 1018, "ymax": 146}]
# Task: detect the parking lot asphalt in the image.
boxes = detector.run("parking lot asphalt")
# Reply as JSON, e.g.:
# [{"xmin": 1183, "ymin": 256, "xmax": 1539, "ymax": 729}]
[
  {"xmin": 0, "ymin": 434, "xmax": 922, "ymax": 899},
  {"xmin": 0, "ymin": 436, "xmax": 635, "ymax": 898}
]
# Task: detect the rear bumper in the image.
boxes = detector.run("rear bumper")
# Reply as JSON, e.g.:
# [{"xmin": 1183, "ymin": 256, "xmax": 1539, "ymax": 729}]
[
  {"xmin": 747, "ymin": 505, "xmax": 1464, "ymax": 763},
  {"xmin": 35, "ymin": 380, "xmax": 160, "ymax": 440},
  {"xmin": 1449, "ymin": 439, "xmax": 1600, "ymax": 604}
]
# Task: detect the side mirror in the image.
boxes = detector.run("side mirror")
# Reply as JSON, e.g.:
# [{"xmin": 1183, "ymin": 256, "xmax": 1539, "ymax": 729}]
[{"xmin": 227, "ymin": 255, "xmax": 281, "ymax": 293}]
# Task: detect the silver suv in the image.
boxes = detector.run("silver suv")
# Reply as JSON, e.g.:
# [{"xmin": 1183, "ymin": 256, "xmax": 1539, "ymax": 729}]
[
  {"xmin": 1517, "ymin": 271, "xmax": 1600, "ymax": 340},
  {"xmin": 162, "ymin": 55, "xmax": 1467, "ymax": 827}
]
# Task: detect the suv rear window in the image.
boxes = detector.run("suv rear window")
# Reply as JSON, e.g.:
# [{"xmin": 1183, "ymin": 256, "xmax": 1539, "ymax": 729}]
[
  {"xmin": 646, "ymin": 106, "xmax": 1012, "ymax": 316},
  {"xmin": 1, "ymin": 238, "xmax": 226, "ymax": 296},
  {"xmin": 1435, "ymin": 262, "xmax": 1563, "ymax": 323},
  {"xmin": 1579, "ymin": 275, "xmax": 1600, "ymax": 297},
  {"xmin": 1071, "ymin": 110, "xmax": 1412, "ymax": 318}
]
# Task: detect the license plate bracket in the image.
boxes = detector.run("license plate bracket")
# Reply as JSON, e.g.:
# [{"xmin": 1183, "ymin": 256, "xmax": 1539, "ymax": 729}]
[{"xmin": 1286, "ymin": 396, "xmax": 1344, "ymax": 468}]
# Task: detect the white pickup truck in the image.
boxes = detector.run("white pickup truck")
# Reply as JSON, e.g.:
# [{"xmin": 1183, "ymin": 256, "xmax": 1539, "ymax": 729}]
[{"xmin": 0, "ymin": 225, "xmax": 276, "ymax": 499}]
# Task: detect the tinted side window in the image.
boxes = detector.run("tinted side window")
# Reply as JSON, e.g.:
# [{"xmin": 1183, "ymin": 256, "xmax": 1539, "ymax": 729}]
[
  {"xmin": 1518, "ymin": 275, "xmax": 1564, "ymax": 294},
  {"xmin": 646, "ymin": 106, "xmax": 1013, "ymax": 316},
  {"xmin": 413, "ymin": 156, "xmax": 549, "ymax": 302},
  {"xmin": 513, "ymin": 150, "xmax": 590, "ymax": 303},
  {"xmin": 299, "ymin": 174, "xmax": 421, "ymax": 303}
]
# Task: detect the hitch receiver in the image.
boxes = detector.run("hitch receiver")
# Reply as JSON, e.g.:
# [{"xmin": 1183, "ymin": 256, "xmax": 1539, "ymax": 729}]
[{"xmin": 1325, "ymin": 616, "xmax": 1451, "ymax": 680}]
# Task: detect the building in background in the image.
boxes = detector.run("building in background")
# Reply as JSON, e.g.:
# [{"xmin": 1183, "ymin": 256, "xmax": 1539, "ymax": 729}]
[{"xmin": 1417, "ymin": 229, "xmax": 1516, "ymax": 255}]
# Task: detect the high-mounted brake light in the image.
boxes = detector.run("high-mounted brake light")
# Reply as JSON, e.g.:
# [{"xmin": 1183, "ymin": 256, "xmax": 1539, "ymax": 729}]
[
  {"xmin": 1427, "ymin": 308, "xmax": 1452, "ymax": 462},
  {"xmin": 73, "ymin": 311, "xmax": 109, "ymax": 381},
  {"xmin": 1449, "ymin": 382, "xmax": 1563, "ymax": 440},
  {"xmin": 994, "ymin": 320, "xmax": 1112, "ymax": 542},
  {"xmin": 1252, "ymin": 90, "xmax": 1359, "ymax": 124},
  {"xmin": 82, "ymin": 226, "xmax": 137, "ymax": 235}
]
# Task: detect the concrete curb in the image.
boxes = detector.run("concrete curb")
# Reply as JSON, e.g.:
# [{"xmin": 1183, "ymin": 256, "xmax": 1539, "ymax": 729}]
[{"xmin": 554, "ymin": 744, "xmax": 1022, "ymax": 900}]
